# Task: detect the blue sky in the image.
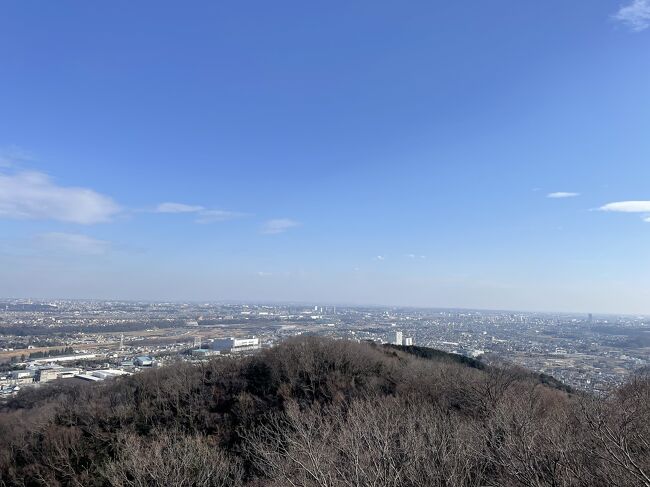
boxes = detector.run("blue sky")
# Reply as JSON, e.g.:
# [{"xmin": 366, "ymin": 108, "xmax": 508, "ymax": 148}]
[{"xmin": 1, "ymin": 1, "xmax": 650, "ymax": 314}]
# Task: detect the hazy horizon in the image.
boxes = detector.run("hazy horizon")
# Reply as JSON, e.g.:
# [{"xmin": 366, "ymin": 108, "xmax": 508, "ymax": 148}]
[
  {"xmin": 2, "ymin": 1, "xmax": 650, "ymax": 314},
  {"xmin": 0, "ymin": 294, "xmax": 646, "ymax": 318}
]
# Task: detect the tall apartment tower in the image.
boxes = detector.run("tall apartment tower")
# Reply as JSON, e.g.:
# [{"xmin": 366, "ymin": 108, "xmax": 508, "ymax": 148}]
[{"xmin": 394, "ymin": 331, "xmax": 403, "ymax": 346}]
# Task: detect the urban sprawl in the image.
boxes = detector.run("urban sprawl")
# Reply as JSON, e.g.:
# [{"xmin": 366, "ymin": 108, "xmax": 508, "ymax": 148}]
[{"xmin": 1, "ymin": 300, "xmax": 648, "ymax": 397}]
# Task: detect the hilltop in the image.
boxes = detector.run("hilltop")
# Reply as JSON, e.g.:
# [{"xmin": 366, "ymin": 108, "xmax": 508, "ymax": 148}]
[{"xmin": 0, "ymin": 337, "xmax": 648, "ymax": 486}]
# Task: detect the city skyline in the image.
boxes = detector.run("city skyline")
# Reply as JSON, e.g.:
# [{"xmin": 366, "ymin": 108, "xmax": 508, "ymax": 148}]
[{"xmin": 1, "ymin": 1, "xmax": 650, "ymax": 314}]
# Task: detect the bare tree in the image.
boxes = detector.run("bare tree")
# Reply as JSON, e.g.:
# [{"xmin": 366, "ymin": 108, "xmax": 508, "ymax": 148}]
[
  {"xmin": 580, "ymin": 373, "xmax": 650, "ymax": 487},
  {"xmin": 102, "ymin": 430, "xmax": 243, "ymax": 487},
  {"xmin": 245, "ymin": 395, "xmax": 487, "ymax": 487}
]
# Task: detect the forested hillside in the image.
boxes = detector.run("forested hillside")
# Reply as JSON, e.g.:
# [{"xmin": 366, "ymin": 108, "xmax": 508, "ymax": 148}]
[{"xmin": 1, "ymin": 337, "xmax": 648, "ymax": 486}]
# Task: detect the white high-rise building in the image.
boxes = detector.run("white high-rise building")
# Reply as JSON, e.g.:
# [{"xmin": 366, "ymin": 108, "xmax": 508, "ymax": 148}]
[
  {"xmin": 404, "ymin": 337, "xmax": 413, "ymax": 346},
  {"xmin": 394, "ymin": 331, "xmax": 403, "ymax": 345}
]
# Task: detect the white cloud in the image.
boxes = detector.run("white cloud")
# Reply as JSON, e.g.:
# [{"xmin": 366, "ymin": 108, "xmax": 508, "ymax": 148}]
[
  {"xmin": 195, "ymin": 209, "xmax": 247, "ymax": 224},
  {"xmin": 613, "ymin": 0, "xmax": 650, "ymax": 31},
  {"xmin": 375, "ymin": 255, "xmax": 386, "ymax": 261},
  {"xmin": 155, "ymin": 201, "xmax": 246, "ymax": 223},
  {"xmin": 547, "ymin": 192, "xmax": 580, "ymax": 199},
  {"xmin": 155, "ymin": 202, "xmax": 205, "ymax": 213},
  {"xmin": 599, "ymin": 200, "xmax": 650, "ymax": 223},
  {"xmin": 0, "ymin": 171, "xmax": 120, "ymax": 224},
  {"xmin": 35, "ymin": 232, "xmax": 112, "ymax": 255},
  {"xmin": 0, "ymin": 147, "xmax": 33, "ymax": 168},
  {"xmin": 261, "ymin": 218, "xmax": 300, "ymax": 234},
  {"xmin": 599, "ymin": 201, "xmax": 650, "ymax": 212},
  {"xmin": 406, "ymin": 254, "xmax": 426, "ymax": 259}
]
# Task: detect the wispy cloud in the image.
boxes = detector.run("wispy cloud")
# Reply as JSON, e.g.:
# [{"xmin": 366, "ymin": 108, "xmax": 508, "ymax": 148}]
[
  {"xmin": 155, "ymin": 201, "xmax": 246, "ymax": 223},
  {"xmin": 406, "ymin": 254, "xmax": 426, "ymax": 259},
  {"xmin": 375, "ymin": 255, "xmax": 386, "ymax": 261},
  {"xmin": 155, "ymin": 202, "xmax": 205, "ymax": 213},
  {"xmin": 261, "ymin": 218, "xmax": 300, "ymax": 234},
  {"xmin": 613, "ymin": 0, "xmax": 650, "ymax": 31},
  {"xmin": 195, "ymin": 209, "xmax": 247, "ymax": 223},
  {"xmin": 0, "ymin": 147, "xmax": 33, "ymax": 168},
  {"xmin": 547, "ymin": 192, "xmax": 580, "ymax": 199},
  {"xmin": 35, "ymin": 232, "xmax": 112, "ymax": 255},
  {"xmin": 599, "ymin": 201, "xmax": 650, "ymax": 212},
  {"xmin": 0, "ymin": 171, "xmax": 120, "ymax": 224}
]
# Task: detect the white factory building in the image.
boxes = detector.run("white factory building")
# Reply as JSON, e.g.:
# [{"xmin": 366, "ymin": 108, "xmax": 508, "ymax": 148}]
[{"xmin": 211, "ymin": 337, "xmax": 260, "ymax": 354}]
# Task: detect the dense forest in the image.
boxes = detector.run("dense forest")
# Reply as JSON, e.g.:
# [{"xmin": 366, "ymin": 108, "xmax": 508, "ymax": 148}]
[{"xmin": 0, "ymin": 337, "xmax": 648, "ymax": 486}]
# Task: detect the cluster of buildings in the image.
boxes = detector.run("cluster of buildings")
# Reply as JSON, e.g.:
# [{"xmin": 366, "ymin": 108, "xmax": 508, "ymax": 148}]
[
  {"xmin": 0, "ymin": 336, "xmax": 265, "ymax": 398},
  {"xmin": 1, "ymin": 299, "xmax": 648, "ymax": 394},
  {"xmin": 0, "ymin": 353, "xmax": 156, "ymax": 397},
  {"xmin": 393, "ymin": 331, "xmax": 414, "ymax": 346}
]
